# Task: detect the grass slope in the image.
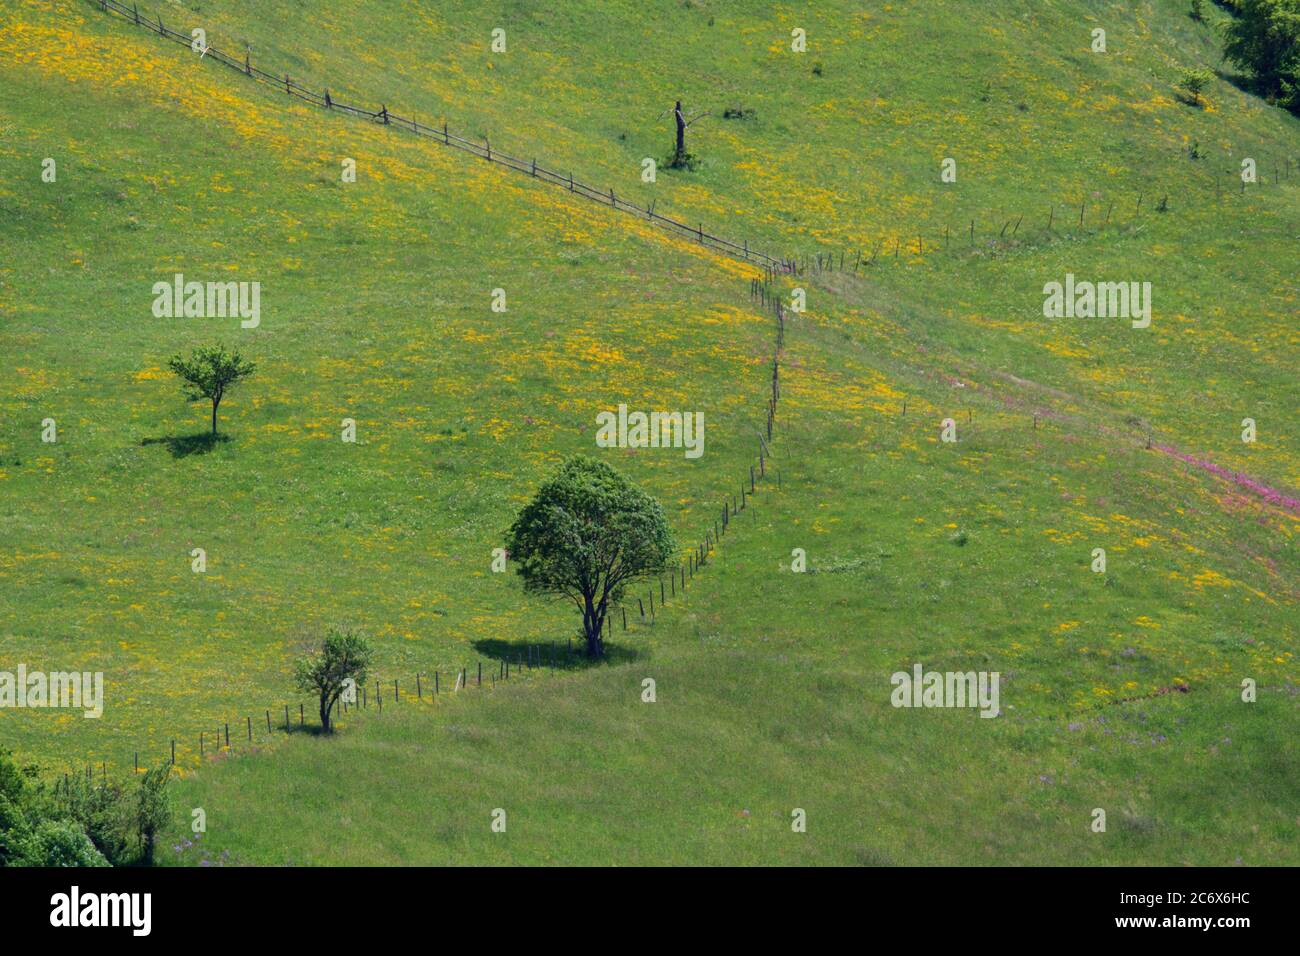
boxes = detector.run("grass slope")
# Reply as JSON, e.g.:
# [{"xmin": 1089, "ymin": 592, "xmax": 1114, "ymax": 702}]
[{"xmin": 0, "ymin": 0, "xmax": 1296, "ymax": 865}]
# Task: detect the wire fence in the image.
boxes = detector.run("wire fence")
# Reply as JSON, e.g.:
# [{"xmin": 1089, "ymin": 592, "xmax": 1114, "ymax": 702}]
[
  {"xmin": 59, "ymin": 648, "xmax": 574, "ymax": 789},
  {"xmin": 65, "ymin": 282, "xmax": 785, "ymax": 784}
]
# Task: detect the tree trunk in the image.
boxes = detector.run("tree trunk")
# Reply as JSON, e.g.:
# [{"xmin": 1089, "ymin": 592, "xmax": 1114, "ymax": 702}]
[
  {"xmin": 583, "ymin": 593, "xmax": 604, "ymax": 659},
  {"xmin": 210, "ymin": 397, "xmax": 220, "ymax": 435},
  {"xmin": 320, "ymin": 693, "xmax": 332, "ymax": 734},
  {"xmin": 674, "ymin": 101, "xmax": 685, "ymax": 159}
]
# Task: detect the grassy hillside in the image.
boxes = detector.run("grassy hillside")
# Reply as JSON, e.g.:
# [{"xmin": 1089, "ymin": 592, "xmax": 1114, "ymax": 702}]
[
  {"xmin": 0, "ymin": 0, "xmax": 776, "ymax": 766},
  {"xmin": 0, "ymin": 0, "xmax": 1296, "ymax": 865}
]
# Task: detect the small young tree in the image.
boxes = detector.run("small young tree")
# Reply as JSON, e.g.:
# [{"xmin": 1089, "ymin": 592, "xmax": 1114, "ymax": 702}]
[
  {"xmin": 1179, "ymin": 67, "xmax": 1214, "ymax": 104},
  {"xmin": 506, "ymin": 456, "xmax": 676, "ymax": 659},
  {"xmin": 294, "ymin": 627, "xmax": 373, "ymax": 733},
  {"xmin": 167, "ymin": 344, "xmax": 255, "ymax": 436}
]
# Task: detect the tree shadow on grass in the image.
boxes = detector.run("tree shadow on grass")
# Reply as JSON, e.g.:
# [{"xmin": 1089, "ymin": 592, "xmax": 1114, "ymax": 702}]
[
  {"xmin": 280, "ymin": 722, "xmax": 334, "ymax": 738},
  {"xmin": 1213, "ymin": 66, "xmax": 1263, "ymax": 101},
  {"xmin": 471, "ymin": 637, "xmax": 644, "ymax": 671},
  {"xmin": 141, "ymin": 432, "xmax": 229, "ymax": 458}
]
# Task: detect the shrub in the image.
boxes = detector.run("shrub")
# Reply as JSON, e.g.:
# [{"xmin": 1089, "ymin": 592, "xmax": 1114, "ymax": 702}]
[
  {"xmin": 0, "ymin": 747, "xmax": 172, "ymax": 867},
  {"xmin": 664, "ymin": 148, "xmax": 701, "ymax": 170},
  {"xmin": 12, "ymin": 819, "xmax": 109, "ymax": 867}
]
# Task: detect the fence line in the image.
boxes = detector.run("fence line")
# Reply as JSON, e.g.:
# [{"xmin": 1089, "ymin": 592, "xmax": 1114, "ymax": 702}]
[
  {"xmin": 61, "ymin": 273, "xmax": 786, "ymax": 784},
  {"xmin": 91, "ymin": 0, "xmax": 793, "ymax": 273},
  {"xmin": 58, "ymin": 0, "xmax": 796, "ymax": 784},
  {"xmin": 60, "ymin": 645, "xmax": 587, "ymax": 790},
  {"xmin": 88, "ymin": 1, "xmax": 1295, "ymax": 283},
  {"xmin": 67, "ymin": 0, "xmax": 1292, "ymax": 792}
]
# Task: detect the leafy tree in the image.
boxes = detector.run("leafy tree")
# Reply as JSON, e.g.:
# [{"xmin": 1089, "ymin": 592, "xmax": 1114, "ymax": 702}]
[
  {"xmin": 1221, "ymin": 0, "xmax": 1300, "ymax": 111},
  {"xmin": 294, "ymin": 627, "xmax": 373, "ymax": 733},
  {"xmin": 506, "ymin": 456, "xmax": 676, "ymax": 659},
  {"xmin": 167, "ymin": 344, "xmax": 255, "ymax": 436}
]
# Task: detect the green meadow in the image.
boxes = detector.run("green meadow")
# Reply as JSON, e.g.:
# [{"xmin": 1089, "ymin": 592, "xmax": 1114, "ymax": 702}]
[{"xmin": 0, "ymin": 0, "xmax": 1296, "ymax": 865}]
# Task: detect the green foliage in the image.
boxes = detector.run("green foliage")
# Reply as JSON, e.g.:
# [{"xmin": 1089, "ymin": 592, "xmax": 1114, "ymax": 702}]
[
  {"xmin": 294, "ymin": 627, "xmax": 374, "ymax": 732},
  {"xmin": 506, "ymin": 457, "xmax": 675, "ymax": 657},
  {"xmin": 1191, "ymin": 0, "xmax": 1206, "ymax": 22},
  {"xmin": 1179, "ymin": 67, "xmax": 1215, "ymax": 103},
  {"xmin": 664, "ymin": 147, "xmax": 701, "ymax": 170},
  {"xmin": 167, "ymin": 343, "xmax": 256, "ymax": 435},
  {"xmin": 135, "ymin": 763, "xmax": 172, "ymax": 864},
  {"xmin": 0, "ymin": 747, "xmax": 175, "ymax": 867},
  {"xmin": 58, "ymin": 773, "xmax": 134, "ymax": 864},
  {"xmin": 12, "ymin": 819, "xmax": 110, "ymax": 867},
  {"xmin": 1220, "ymin": 0, "xmax": 1300, "ymax": 111},
  {"xmin": 4, "ymin": 0, "xmax": 1297, "ymax": 867}
]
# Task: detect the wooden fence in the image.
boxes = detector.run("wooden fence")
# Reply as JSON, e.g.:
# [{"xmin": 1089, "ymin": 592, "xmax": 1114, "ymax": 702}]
[
  {"xmin": 59, "ymin": 645, "xmax": 575, "ymax": 788},
  {"xmin": 91, "ymin": 0, "xmax": 793, "ymax": 273},
  {"xmin": 70, "ymin": 0, "xmax": 1295, "ymax": 791},
  {"xmin": 72, "ymin": 5, "xmax": 796, "ymax": 785}
]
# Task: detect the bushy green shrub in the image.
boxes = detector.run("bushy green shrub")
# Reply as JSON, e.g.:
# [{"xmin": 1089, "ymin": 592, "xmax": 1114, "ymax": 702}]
[
  {"xmin": 12, "ymin": 819, "xmax": 109, "ymax": 867},
  {"xmin": 0, "ymin": 747, "xmax": 172, "ymax": 867}
]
